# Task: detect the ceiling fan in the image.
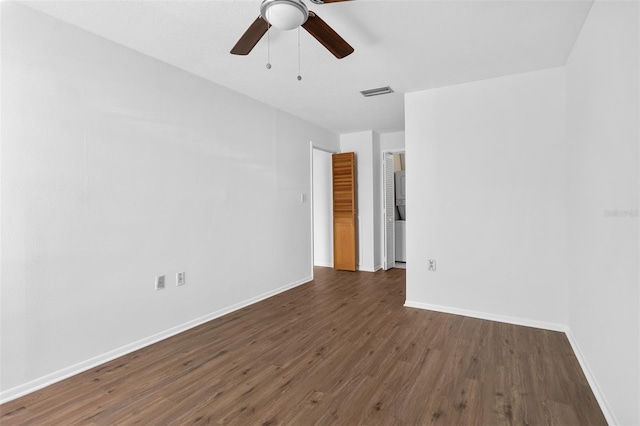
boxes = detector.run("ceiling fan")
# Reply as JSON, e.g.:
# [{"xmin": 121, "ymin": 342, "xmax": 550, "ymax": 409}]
[{"xmin": 230, "ymin": 0, "xmax": 354, "ymax": 59}]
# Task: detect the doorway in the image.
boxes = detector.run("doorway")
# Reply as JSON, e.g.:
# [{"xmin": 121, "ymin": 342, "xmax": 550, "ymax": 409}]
[
  {"xmin": 383, "ymin": 151, "xmax": 406, "ymax": 270},
  {"xmin": 311, "ymin": 144, "xmax": 336, "ymax": 272}
]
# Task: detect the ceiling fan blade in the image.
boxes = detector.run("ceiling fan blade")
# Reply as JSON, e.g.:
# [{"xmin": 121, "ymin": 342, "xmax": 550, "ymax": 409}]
[
  {"xmin": 302, "ymin": 12, "xmax": 354, "ymax": 59},
  {"xmin": 230, "ymin": 16, "xmax": 269, "ymax": 55}
]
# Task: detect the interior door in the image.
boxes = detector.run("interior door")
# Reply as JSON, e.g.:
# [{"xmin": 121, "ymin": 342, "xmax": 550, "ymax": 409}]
[
  {"xmin": 332, "ymin": 152, "xmax": 357, "ymax": 271},
  {"xmin": 383, "ymin": 152, "xmax": 396, "ymax": 270}
]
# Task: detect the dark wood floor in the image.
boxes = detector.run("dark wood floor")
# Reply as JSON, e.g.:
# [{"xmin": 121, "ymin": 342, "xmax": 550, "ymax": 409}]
[{"xmin": 1, "ymin": 267, "xmax": 606, "ymax": 425}]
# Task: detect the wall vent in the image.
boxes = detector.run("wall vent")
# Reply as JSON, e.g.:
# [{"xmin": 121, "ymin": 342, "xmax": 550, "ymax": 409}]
[{"xmin": 360, "ymin": 86, "xmax": 394, "ymax": 97}]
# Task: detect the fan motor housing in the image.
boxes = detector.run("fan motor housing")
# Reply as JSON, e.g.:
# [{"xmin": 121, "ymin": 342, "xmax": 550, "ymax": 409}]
[{"xmin": 260, "ymin": 0, "xmax": 309, "ymax": 30}]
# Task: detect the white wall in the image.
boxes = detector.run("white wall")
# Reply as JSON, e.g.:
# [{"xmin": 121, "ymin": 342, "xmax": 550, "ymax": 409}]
[
  {"xmin": 405, "ymin": 68, "xmax": 569, "ymax": 328},
  {"xmin": 372, "ymin": 132, "xmax": 382, "ymax": 270},
  {"xmin": 312, "ymin": 149, "xmax": 333, "ymax": 267},
  {"xmin": 566, "ymin": 1, "xmax": 639, "ymax": 424},
  {"xmin": 405, "ymin": 5, "xmax": 639, "ymax": 422},
  {"xmin": 380, "ymin": 131, "xmax": 405, "ymax": 153},
  {"xmin": 316, "ymin": 130, "xmax": 402, "ymax": 272},
  {"xmin": 0, "ymin": 3, "xmax": 339, "ymax": 400},
  {"xmin": 340, "ymin": 131, "xmax": 379, "ymax": 272}
]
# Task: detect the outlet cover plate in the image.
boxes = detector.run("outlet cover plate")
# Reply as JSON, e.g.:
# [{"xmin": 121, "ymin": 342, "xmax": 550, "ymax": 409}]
[
  {"xmin": 155, "ymin": 275, "xmax": 165, "ymax": 290},
  {"xmin": 177, "ymin": 272, "xmax": 185, "ymax": 286}
]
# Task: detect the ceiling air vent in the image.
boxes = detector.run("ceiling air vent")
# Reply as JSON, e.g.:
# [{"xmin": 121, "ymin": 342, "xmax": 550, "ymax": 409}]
[{"xmin": 360, "ymin": 86, "xmax": 394, "ymax": 98}]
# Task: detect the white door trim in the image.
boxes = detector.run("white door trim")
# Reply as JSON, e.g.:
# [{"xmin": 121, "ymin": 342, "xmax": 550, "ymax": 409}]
[{"xmin": 381, "ymin": 149, "xmax": 405, "ymax": 270}]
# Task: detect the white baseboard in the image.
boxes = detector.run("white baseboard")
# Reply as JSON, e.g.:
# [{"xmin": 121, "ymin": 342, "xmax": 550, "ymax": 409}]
[
  {"xmin": 404, "ymin": 300, "xmax": 615, "ymax": 424},
  {"xmin": 564, "ymin": 329, "xmax": 617, "ymax": 426},
  {"xmin": 404, "ymin": 300, "xmax": 567, "ymax": 332},
  {"xmin": 357, "ymin": 264, "xmax": 379, "ymax": 272},
  {"xmin": 313, "ymin": 262, "xmax": 333, "ymax": 268},
  {"xmin": 0, "ymin": 276, "xmax": 312, "ymax": 404}
]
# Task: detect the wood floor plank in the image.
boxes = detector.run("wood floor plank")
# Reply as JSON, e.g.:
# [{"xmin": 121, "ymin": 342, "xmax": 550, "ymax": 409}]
[{"xmin": 0, "ymin": 267, "xmax": 607, "ymax": 425}]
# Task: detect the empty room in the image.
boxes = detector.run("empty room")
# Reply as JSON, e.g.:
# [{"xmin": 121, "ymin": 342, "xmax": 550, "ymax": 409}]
[{"xmin": 1, "ymin": 0, "xmax": 638, "ymax": 425}]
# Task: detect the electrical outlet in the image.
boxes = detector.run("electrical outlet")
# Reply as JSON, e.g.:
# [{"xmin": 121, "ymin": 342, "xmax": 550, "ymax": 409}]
[
  {"xmin": 176, "ymin": 272, "xmax": 185, "ymax": 286},
  {"xmin": 155, "ymin": 275, "xmax": 165, "ymax": 290},
  {"xmin": 428, "ymin": 259, "xmax": 436, "ymax": 271}
]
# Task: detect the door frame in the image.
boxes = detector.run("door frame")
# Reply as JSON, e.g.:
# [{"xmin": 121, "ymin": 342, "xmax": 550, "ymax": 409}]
[
  {"xmin": 310, "ymin": 142, "xmax": 339, "ymax": 279},
  {"xmin": 381, "ymin": 149, "xmax": 405, "ymax": 270}
]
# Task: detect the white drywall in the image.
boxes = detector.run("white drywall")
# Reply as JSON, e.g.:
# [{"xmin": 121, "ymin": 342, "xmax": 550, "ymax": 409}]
[
  {"xmin": 0, "ymin": 3, "xmax": 339, "ymax": 399},
  {"xmin": 405, "ymin": 67, "xmax": 569, "ymax": 327},
  {"xmin": 380, "ymin": 131, "xmax": 405, "ymax": 153},
  {"xmin": 315, "ymin": 130, "xmax": 390, "ymax": 271},
  {"xmin": 372, "ymin": 132, "xmax": 382, "ymax": 270},
  {"xmin": 405, "ymin": 6, "xmax": 639, "ymax": 421},
  {"xmin": 312, "ymin": 149, "xmax": 333, "ymax": 267},
  {"xmin": 566, "ymin": 1, "xmax": 639, "ymax": 424},
  {"xmin": 340, "ymin": 131, "xmax": 379, "ymax": 272}
]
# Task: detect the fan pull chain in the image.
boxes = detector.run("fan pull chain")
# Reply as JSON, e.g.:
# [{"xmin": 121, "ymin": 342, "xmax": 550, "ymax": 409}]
[
  {"xmin": 266, "ymin": 24, "xmax": 272, "ymax": 69},
  {"xmin": 297, "ymin": 27, "xmax": 302, "ymax": 81}
]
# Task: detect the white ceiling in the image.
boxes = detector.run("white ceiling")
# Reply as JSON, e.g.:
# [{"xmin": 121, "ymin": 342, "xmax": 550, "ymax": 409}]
[{"xmin": 22, "ymin": 0, "xmax": 593, "ymax": 134}]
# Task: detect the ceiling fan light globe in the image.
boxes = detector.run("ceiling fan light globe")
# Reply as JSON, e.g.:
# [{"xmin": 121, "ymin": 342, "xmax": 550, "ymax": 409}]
[{"xmin": 261, "ymin": 0, "xmax": 308, "ymax": 30}]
